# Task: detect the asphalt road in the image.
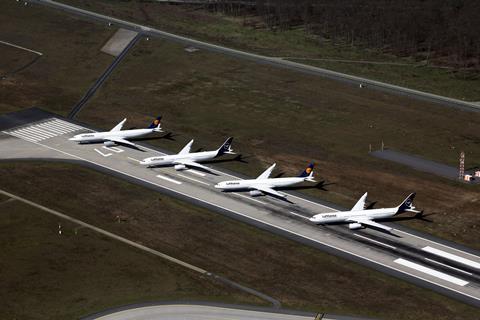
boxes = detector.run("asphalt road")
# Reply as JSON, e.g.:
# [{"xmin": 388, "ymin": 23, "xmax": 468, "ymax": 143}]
[
  {"xmin": 29, "ymin": 0, "xmax": 480, "ymax": 112},
  {"xmin": 1, "ymin": 111, "xmax": 480, "ymax": 308}
]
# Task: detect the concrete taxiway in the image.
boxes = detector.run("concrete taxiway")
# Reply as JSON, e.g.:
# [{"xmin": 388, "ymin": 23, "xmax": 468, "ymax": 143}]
[{"xmin": 1, "ymin": 109, "xmax": 480, "ymax": 308}]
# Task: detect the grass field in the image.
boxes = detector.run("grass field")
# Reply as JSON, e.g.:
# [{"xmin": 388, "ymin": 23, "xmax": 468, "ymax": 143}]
[
  {"xmin": 0, "ymin": 1, "xmax": 114, "ymax": 116},
  {"xmin": 59, "ymin": 0, "xmax": 480, "ymax": 101},
  {"xmin": 1, "ymin": 162, "xmax": 479, "ymax": 319},
  {"xmin": 73, "ymin": 37, "xmax": 480, "ymax": 250},
  {"xmin": 0, "ymin": 200, "xmax": 258, "ymax": 320}
]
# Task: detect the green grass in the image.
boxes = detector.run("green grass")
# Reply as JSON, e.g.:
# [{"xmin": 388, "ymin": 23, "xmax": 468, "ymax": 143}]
[
  {"xmin": 59, "ymin": 0, "xmax": 480, "ymax": 101},
  {"xmin": 1, "ymin": 162, "xmax": 480, "ymax": 319},
  {"xmin": 0, "ymin": 1, "xmax": 114, "ymax": 115},
  {"xmin": 73, "ymin": 37, "xmax": 480, "ymax": 249},
  {"xmin": 0, "ymin": 200, "xmax": 258, "ymax": 320}
]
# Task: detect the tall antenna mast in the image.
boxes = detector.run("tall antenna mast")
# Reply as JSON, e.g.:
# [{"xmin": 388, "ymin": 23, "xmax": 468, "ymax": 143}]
[{"xmin": 459, "ymin": 151, "xmax": 465, "ymax": 180}]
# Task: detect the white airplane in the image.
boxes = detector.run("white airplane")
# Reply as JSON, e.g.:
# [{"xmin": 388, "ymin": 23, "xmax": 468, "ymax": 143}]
[
  {"xmin": 214, "ymin": 163, "xmax": 315, "ymax": 198},
  {"xmin": 69, "ymin": 116, "xmax": 162, "ymax": 148},
  {"xmin": 309, "ymin": 192, "xmax": 419, "ymax": 232},
  {"xmin": 140, "ymin": 137, "xmax": 234, "ymax": 171}
]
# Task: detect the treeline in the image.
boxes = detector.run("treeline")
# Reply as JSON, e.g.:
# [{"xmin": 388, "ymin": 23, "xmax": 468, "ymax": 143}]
[{"xmin": 207, "ymin": 0, "xmax": 480, "ymax": 68}]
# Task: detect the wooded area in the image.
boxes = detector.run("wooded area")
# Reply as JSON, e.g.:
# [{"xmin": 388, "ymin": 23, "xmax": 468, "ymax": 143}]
[{"xmin": 207, "ymin": 0, "xmax": 480, "ymax": 69}]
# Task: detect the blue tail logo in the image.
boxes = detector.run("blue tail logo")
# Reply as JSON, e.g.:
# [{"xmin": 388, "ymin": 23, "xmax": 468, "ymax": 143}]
[
  {"xmin": 148, "ymin": 116, "xmax": 162, "ymax": 128},
  {"xmin": 216, "ymin": 137, "xmax": 234, "ymax": 157},
  {"xmin": 299, "ymin": 163, "xmax": 315, "ymax": 177},
  {"xmin": 397, "ymin": 193, "xmax": 416, "ymax": 213}
]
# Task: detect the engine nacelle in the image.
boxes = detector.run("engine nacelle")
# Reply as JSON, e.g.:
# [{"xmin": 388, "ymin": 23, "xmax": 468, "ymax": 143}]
[
  {"xmin": 174, "ymin": 164, "xmax": 186, "ymax": 171},
  {"xmin": 103, "ymin": 141, "xmax": 115, "ymax": 147},
  {"xmin": 249, "ymin": 190, "xmax": 263, "ymax": 197},
  {"xmin": 348, "ymin": 223, "xmax": 363, "ymax": 230}
]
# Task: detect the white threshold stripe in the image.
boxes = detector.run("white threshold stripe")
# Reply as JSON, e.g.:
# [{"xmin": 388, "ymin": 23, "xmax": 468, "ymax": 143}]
[
  {"xmin": 7, "ymin": 129, "xmax": 41, "ymax": 141},
  {"xmin": 33, "ymin": 125, "xmax": 65, "ymax": 135},
  {"xmin": 177, "ymin": 174, "xmax": 210, "ymax": 186},
  {"xmin": 7, "ymin": 132, "xmax": 38, "ymax": 142},
  {"xmin": 394, "ymin": 258, "xmax": 469, "ymax": 287},
  {"xmin": 422, "ymin": 246, "xmax": 480, "ymax": 270},
  {"xmin": 187, "ymin": 169, "xmax": 206, "ymax": 177},
  {"xmin": 232, "ymin": 192, "xmax": 266, "ymax": 205},
  {"xmin": 354, "ymin": 233, "xmax": 397, "ymax": 250},
  {"xmin": 39, "ymin": 122, "xmax": 73, "ymax": 133},
  {"xmin": 156, "ymin": 174, "xmax": 182, "ymax": 185},
  {"xmin": 50, "ymin": 121, "xmax": 81, "ymax": 131},
  {"xmin": 36, "ymin": 124, "xmax": 68, "ymax": 134},
  {"xmin": 50, "ymin": 118, "xmax": 83, "ymax": 129},
  {"xmin": 289, "ymin": 211, "xmax": 310, "ymax": 220},
  {"xmin": 13, "ymin": 138, "xmax": 480, "ymax": 302},
  {"xmin": 14, "ymin": 127, "xmax": 51, "ymax": 140},
  {"xmin": 425, "ymin": 258, "xmax": 473, "ymax": 276},
  {"xmin": 28, "ymin": 126, "xmax": 58, "ymax": 138}
]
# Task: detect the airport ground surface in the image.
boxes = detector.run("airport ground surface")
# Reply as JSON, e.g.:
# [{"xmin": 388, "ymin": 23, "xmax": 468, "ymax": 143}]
[
  {"xmin": 83, "ymin": 303, "xmax": 369, "ymax": 320},
  {"xmin": 2, "ymin": 109, "xmax": 480, "ymax": 310}
]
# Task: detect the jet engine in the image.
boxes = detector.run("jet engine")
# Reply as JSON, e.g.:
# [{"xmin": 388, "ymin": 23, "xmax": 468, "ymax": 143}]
[
  {"xmin": 103, "ymin": 141, "xmax": 115, "ymax": 147},
  {"xmin": 174, "ymin": 164, "xmax": 186, "ymax": 170},
  {"xmin": 348, "ymin": 223, "xmax": 363, "ymax": 230},
  {"xmin": 249, "ymin": 190, "xmax": 263, "ymax": 197}
]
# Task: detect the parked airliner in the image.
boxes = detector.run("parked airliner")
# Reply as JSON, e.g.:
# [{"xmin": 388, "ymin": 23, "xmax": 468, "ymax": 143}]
[
  {"xmin": 140, "ymin": 137, "xmax": 234, "ymax": 171},
  {"xmin": 214, "ymin": 163, "xmax": 315, "ymax": 198},
  {"xmin": 309, "ymin": 192, "xmax": 419, "ymax": 231},
  {"xmin": 69, "ymin": 116, "xmax": 162, "ymax": 148}
]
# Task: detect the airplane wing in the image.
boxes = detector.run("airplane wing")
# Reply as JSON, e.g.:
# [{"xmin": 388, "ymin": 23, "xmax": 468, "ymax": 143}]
[
  {"xmin": 256, "ymin": 163, "xmax": 276, "ymax": 180},
  {"xmin": 351, "ymin": 192, "xmax": 368, "ymax": 211},
  {"xmin": 106, "ymin": 137, "xmax": 137, "ymax": 147},
  {"xmin": 253, "ymin": 185, "xmax": 286, "ymax": 198},
  {"xmin": 347, "ymin": 217, "xmax": 393, "ymax": 232},
  {"xmin": 173, "ymin": 159, "xmax": 211, "ymax": 171},
  {"xmin": 178, "ymin": 139, "xmax": 194, "ymax": 155},
  {"xmin": 110, "ymin": 118, "xmax": 127, "ymax": 132}
]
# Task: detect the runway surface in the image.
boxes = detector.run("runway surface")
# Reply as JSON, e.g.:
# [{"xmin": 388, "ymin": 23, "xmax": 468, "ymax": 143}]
[
  {"xmin": 1, "ymin": 111, "xmax": 480, "ymax": 308},
  {"xmin": 30, "ymin": 0, "xmax": 479, "ymax": 112}
]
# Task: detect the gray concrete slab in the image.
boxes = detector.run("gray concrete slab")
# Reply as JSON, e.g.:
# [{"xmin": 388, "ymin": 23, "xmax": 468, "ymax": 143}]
[
  {"xmin": 101, "ymin": 28, "xmax": 139, "ymax": 57},
  {"xmin": 1, "ymin": 112, "xmax": 480, "ymax": 307}
]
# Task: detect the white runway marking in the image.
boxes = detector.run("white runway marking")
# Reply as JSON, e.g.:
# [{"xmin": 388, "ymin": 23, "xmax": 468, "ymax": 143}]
[
  {"xmin": 94, "ymin": 148, "xmax": 112, "ymax": 157},
  {"xmin": 156, "ymin": 174, "xmax": 182, "ymax": 185},
  {"xmin": 354, "ymin": 234, "xmax": 397, "ymax": 250},
  {"xmin": 186, "ymin": 169, "xmax": 206, "ymax": 177},
  {"xmin": 425, "ymin": 258, "xmax": 473, "ymax": 276},
  {"xmin": 422, "ymin": 246, "xmax": 480, "ymax": 270},
  {"xmin": 2, "ymin": 118, "xmax": 83, "ymax": 142},
  {"xmin": 289, "ymin": 211, "xmax": 310, "ymax": 220},
  {"xmin": 394, "ymin": 258, "xmax": 469, "ymax": 286},
  {"xmin": 127, "ymin": 157, "xmax": 141, "ymax": 163},
  {"xmin": 232, "ymin": 192, "xmax": 266, "ymax": 205},
  {"xmin": 177, "ymin": 174, "xmax": 210, "ymax": 186},
  {"xmin": 7, "ymin": 137, "xmax": 480, "ymax": 303}
]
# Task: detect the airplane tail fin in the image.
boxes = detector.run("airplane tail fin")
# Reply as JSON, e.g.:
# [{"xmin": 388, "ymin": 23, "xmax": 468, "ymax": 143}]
[
  {"xmin": 298, "ymin": 163, "xmax": 315, "ymax": 181},
  {"xmin": 148, "ymin": 116, "xmax": 162, "ymax": 131},
  {"xmin": 216, "ymin": 137, "xmax": 234, "ymax": 157},
  {"xmin": 396, "ymin": 192, "xmax": 416, "ymax": 214}
]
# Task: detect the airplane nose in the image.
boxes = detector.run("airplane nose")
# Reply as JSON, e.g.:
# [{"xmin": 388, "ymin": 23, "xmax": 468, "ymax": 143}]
[{"xmin": 214, "ymin": 184, "xmax": 221, "ymax": 189}]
